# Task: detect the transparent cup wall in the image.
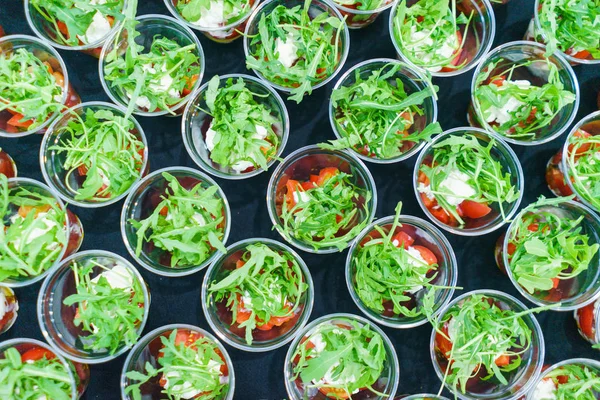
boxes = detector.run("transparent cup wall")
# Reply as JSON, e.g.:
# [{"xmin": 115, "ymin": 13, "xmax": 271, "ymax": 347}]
[
  {"xmin": 332, "ymin": 0, "xmax": 395, "ymax": 29},
  {"xmin": 0, "ymin": 149, "xmax": 17, "ymax": 177},
  {"xmin": 525, "ymin": 358, "xmax": 600, "ymax": 400},
  {"xmin": 575, "ymin": 299, "xmax": 600, "ymax": 346},
  {"xmin": 0, "ymin": 286, "xmax": 18, "ymax": 334}
]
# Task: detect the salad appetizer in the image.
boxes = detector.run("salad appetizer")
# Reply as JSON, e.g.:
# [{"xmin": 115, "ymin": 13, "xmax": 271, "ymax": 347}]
[
  {"xmin": 432, "ymin": 291, "xmax": 545, "ymax": 397},
  {"xmin": 26, "ymin": 0, "xmax": 125, "ymax": 57},
  {"xmin": 415, "ymin": 130, "xmax": 522, "ymax": 233},
  {"xmin": 575, "ymin": 298, "xmax": 600, "ymax": 347},
  {"xmin": 323, "ymin": 60, "xmax": 441, "ymax": 162},
  {"xmin": 204, "ymin": 240, "xmax": 312, "ymax": 349},
  {"xmin": 0, "ymin": 286, "xmax": 18, "ymax": 334},
  {"xmin": 244, "ymin": 0, "xmax": 348, "ymax": 103},
  {"xmin": 42, "ymin": 103, "xmax": 147, "ymax": 206},
  {"xmin": 390, "ymin": 0, "xmax": 493, "ymax": 75},
  {"xmin": 347, "ymin": 202, "xmax": 457, "ymax": 327},
  {"xmin": 525, "ymin": 0, "xmax": 600, "ymax": 63},
  {"xmin": 286, "ymin": 315, "xmax": 399, "ymax": 399},
  {"xmin": 0, "ymin": 149, "xmax": 17, "ymax": 178},
  {"xmin": 101, "ymin": 14, "xmax": 203, "ymax": 116},
  {"xmin": 528, "ymin": 360, "xmax": 600, "ymax": 400},
  {"xmin": 0, "ymin": 35, "xmax": 80, "ymax": 136},
  {"xmin": 330, "ymin": 0, "xmax": 393, "ymax": 29},
  {"xmin": 269, "ymin": 147, "xmax": 375, "ymax": 252}
]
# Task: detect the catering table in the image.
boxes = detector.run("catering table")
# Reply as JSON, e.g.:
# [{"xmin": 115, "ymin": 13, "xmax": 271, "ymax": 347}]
[{"xmin": 1, "ymin": 0, "xmax": 599, "ymax": 398}]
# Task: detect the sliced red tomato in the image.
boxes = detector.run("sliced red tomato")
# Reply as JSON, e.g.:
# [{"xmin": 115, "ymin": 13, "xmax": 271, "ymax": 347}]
[
  {"xmin": 576, "ymin": 302, "xmax": 596, "ymax": 340},
  {"xmin": 458, "ymin": 200, "xmax": 492, "ymax": 219},
  {"xmin": 568, "ymin": 129, "xmax": 593, "ymax": 155},
  {"xmin": 507, "ymin": 242, "xmax": 516, "ymax": 256},
  {"xmin": 412, "ymin": 245, "xmax": 438, "ymax": 265},
  {"xmin": 495, "ymin": 354, "xmax": 511, "ymax": 367},
  {"xmin": 21, "ymin": 347, "xmax": 55, "ymax": 363},
  {"xmin": 57, "ymin": 21, "xmax": 69, "ymax": 37},
  {"xmin": 0, "ymin": 151, "xmax": 16, "ymax": 178},
  {"xmin": 236, "ymin": 295, "xmax": 253, "ymax": 324},
  {"xmin": 235, "ymin": 259, "xmax": 246, "ymax": 269},
  {"xmin": 319, "ymin": 387, "xmax": 350, "ymax": 399},
  {"xmin": 418, "ymin": 171, "xmax": 430, "ymax": 185},
  {"xmin": 182, "ymin": 74, "xmax": 199, "ymax": 96},
  {"xmin": 440, "ymin": 30, "xmax": 464, "ymax": 72},
  {"xmin": 7, "ymin": 113, "xmax": 34, "ymax": 129},
  {"xmin": 551, "ymin": 277, "xmax": 560, "ymax": 289},
  {"xmin": 285, "ymin": 179, "xmax": 302, "ymax": 207},
  {"xmin": 435, "ymin": 320, "xmax": 453, "ymax": 358},
  {"xmin": 18, "ymin": 204, "xmax": 51, "ymax": 218},
  {"xmin": 570, "ymin": 49, "xmax": 591, "ymax": 60},
  {"xmin": 489, "ymin": 75, "xmax": 506, "ymax": 87},
  {"xmin": 546, "ymin": 166, "xmax": 573, "ymax": 196},
  {"xmin": 174, "ymin": 329, "xmax": 202, "ymax": 348},
  {"xmin": 392, "ymin": 231, "xmax": 414, "ymax": 249},
  {"xmin": 315, "ymin": 167, "xmax": 339, "ymax": 187},
  {"xmin": 430, "ymin": 207, "xmax": 458, "ymax": 226}
]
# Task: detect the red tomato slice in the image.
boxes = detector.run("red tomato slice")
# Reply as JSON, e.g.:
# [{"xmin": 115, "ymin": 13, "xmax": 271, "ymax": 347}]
[
  {"xmin": 236, "ymin": 295, "xmax": 253, "ymax": 325},
  {"xmin": 458, "ymin": 200, "xmax": 492, "ymax": 219},
  {"xmin": 315, "ymin": 167, "xmax": 339, "ymax": 186},
  {"xmin": 7, "ymin": 113, "xmax": 34, "ymax": 129},
  {"xmin": 182, "ymin": 74, "xmax": 199, "ymax": 96},
  {"xmin": 568, "ymin": 129, "xmax": 593, "ymax": 155},
  {"xmin": 21, "ymin": 347, "xmax": 55, "ymax": 363},
  {"xmin": 412, "ymin": 245, "xmax": 438, "ymax": 265},
  {"xmin": 507, "ymin": 242, "xmax": 516, "ymax": 256},
  {"xmin": 430, "ymin": 207, "xmax": 456, "ymax": 226},
  {"xmin": 57, "ymin": 21, "xmax": 69, "ymax": 36},
  {"xmin": 440, "ymin": 30, "xmax": 463, "ymax": 72},
  {"xmin": 435, "ymin": 320, "xmax": 453, "ymax": 358},
  {"xmin": 418, "ymin": 171, "xmax": 430, "ymax": 185},
  {"xmin": 392, "ymin": 231, "xmax": 415, "ymax": 249},
  {"xmin": 301, "ymin": 181, "xmax": 315, "ymax": 191},
  {"xmin": 77, "ymin": 164, "xmax": 88, "ymax": 176},
  {"xmin": 235, "ymin": 259, "xmax": 246, "ymax": 269},
  {"xmin": 546, "ymin": 166, "xmax": 573, "ymax": 196},
  {"xmin": 577, "ymin": 303, "xmax": 596, "ymax": 340},
  {"xmin": 551, "ymin": 277, "xmax": 560, "ymax": 289},
  {"xmin": 490, "ymin": 75, "xmax": 506, "ymax": 87},
  {"xmin": 285, "ymin": 179, "xmax": 302, "ymax": 207},
  {"xmin": 319, "ymin": 387, "xmax": 350, "ymax": 399},
  {"xmin": 495, "ymin": 354, "xmax": 510, "ymax": 367},
  {"xmin": 570, "ymin": 49, "xmax": 591, "ymax": 60}
]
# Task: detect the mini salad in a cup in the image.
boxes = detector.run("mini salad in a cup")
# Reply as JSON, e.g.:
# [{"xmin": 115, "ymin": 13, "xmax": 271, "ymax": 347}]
[
  {"xmin": 389, "ymin": 0, "xmax": 495, "ymax": 76},
  {"xmin": 431, "ymin": 290, "xmax": 545, "ymax": 399},
  {"xmin": 0, "ymin": 35, "xmax": 80, "ymax": 137},
  {"xmin": 122, "ymin": 167, "xmax": 230, "ymax": 276},
  {"xmin": 267, "ymin": 146, "xmax": 377, "ymax": 253},
  {"xmin": 0, "ymin": 148, "xmax": 17, "ymax": 178},
  {"xmin": 527, "ymin": 359, "xmax": 600, "ymax": 399},
  {"xmin": 182, "ymin": 74, "xmax": 289, "ymax": 179},
  {"xmin": 25, "ymin": 0, "xmax": 125, "ymax": 57},
  {"xmin": 0, "ymin": 176, "xmax": 84, "ymax": 287},
  {"xmin": 244, "ymin": 0, "xmax": 349, "ymax": 103},
  {"xmin": 575, "ymin": 298, "xmax": 600, "ymax": 348},
  {"xmin": 0, "ymin": 286, "xmax": 18, "ymax": 334},
  {"xmin": 100, "ymin": 14, "xmax": 204, "ymax": 116},
  {"xmin": 41, "ymin": 102, "xmax": 148, "ymax": 208},
  {"xmin": 38, "ymin": 250, "xmax": 150, "ymax": 364},
  {"xmin": 322, "ymin": 59, "xmax": 441, "ymax": 164},
  {"xmin": 469, "ymin": 41, "xmax": 578, "ymax": 145},
  {"xmin": 414, "ymin": 128, "xmax": 523, "ymax": 235},
  {"xmin": 346, "ymin": 202, "xmax": 458, "ymax": 328},
  {"xmin": 122, "ymin": 324, "xmax": 234, "ymax": 400},
  {"xmin": 284, "ymin": 314, "xmax": 399, "ymax": 399},
  {"xmin": 330, "ymin": 0, "xmax": 394, "ymax": 29},
  {"xmin": 202, "ymin": 238, "xmax": 313, "ymax": 351}
]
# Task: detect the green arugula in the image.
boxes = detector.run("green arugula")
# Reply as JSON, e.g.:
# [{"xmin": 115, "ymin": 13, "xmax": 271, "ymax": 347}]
[
  {"xmin": 541, "ymin": 363, "xmax": 600, "ymax": 399},
  {"xmin": 208, "ymin": 242, "xmax": 308, "ymax": 345},
  {"xmin": 333, "ymin": 0, "xmax": 386, "ymax": 11},
  {"xmin": 321, "ymin": 62, "xmax": 441, "ymax": 159},
  {"xmin": 291, "ymin": 319, "xmax": 387, "ymax": 398},
  {"xmin": 201, "ymin": 75, "xmax": 281, "ymax": 172},
  {"xmin": 49, "ymin": 108, "xmax": 145, "ymax": 202},
  {"xmin": 131, "ymin": 172, "xmax": 227, "ymax": 268},
  {"xmin": 125, "ymin": 329, "xmax": 229, "ymax": 400},
  {"xmin": 0, "ymin": 347, "xmax": 73, "ymax": 400},
  {"xmin": 0, "ymin": 175, "xmax": 67, "ymax": 282},
  {"xmin": 565, "ymin": 130, "xmax": 600, "ymax": 211},
  {"xmin": 245, "ymin": 0, "xmax": 345, "ymax": 103},
  {"xmin": 392, "ymin": 0, "xmax": 472, "ymax": 72},
  {"xmin": 175, "ymin": 0, "xmax": 253, "ymax": 26}
]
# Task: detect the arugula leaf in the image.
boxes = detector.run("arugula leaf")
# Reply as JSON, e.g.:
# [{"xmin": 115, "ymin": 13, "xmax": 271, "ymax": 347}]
[
  {"xmin": 542, "ymin": 363, "xmax": 600, "ymax": 399},
  {"xmin": 332, "ymin": 0, "xmax": 387, "ymax": 11},
  {"xmin": 175, "ymin": 0, "xmax": 253, "ymax": 27},
  {"xmin": 565, "ymin": 129, "xmax": 600, "ymax": 211}
]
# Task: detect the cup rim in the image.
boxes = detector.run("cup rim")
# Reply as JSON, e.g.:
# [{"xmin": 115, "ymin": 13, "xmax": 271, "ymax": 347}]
[
  {"xmin": 429, "ymin": 289, "xmax": 545, "ymax": 400},
  {"xmin": 412, "ymin": 127, "xmax": 525, "ymax": 236},
  {"xmin": 331, "ymin": 0, "xmax": 395, "ymax": 15},
  {"xmin": 388, "ymin": 0, "xmax": 496, "ymax": 78},
  {"xmin": 469, "ymin": 40, "xmax": 580, "ymax": 146},
  {"xmin": 526, "ymin": 358, "xmax": 600, "ymax": 399},
  {"xmin": 120, "ymin": 323, "xmax": 236, "ymax": 400},
  {"xmin": 242, "ymin": 0, "xmax": 351, "ymax": 94},
  {"xmin": 402, "ymin": 395, "xmax": 451, "ymax": 400},
  {"xmin": 39, "ymin": 101, "xmax": 149, "ymax": 208},
  {"xmin": 181, "ymin": 73, "xmax": 290, "ymax": 180},
  {"xmin": 329, "ymin": 57, "xmax": 439, "ymax": 164},
  {"xmin": 120, "ymin": 166, "xmax": 232, "ymax": 277},
  {"xmin": 266, "ymin": 145, "xmax": 378, "ymax": 254},
  {"xmin": 282, "ymin": 312, "xmax": 400, "ymax": 400},
  {"xmin": 162, "ymin": 0, "xmax": 261, "ymax": 32},
  {"xmin": 502, "ymin": 199, "xmax": 600, "ymax": 311},
  {"xmin": 0, "ymin": 34, "xmax": 70, "ymax": 138},
  {"xmin": 201, "ymin": 237, "xmax": 315, "ymax": 352},
  {"xmin": 345, "ymin": 214, "xmax": 458, "ymax": 328},
  {"xmin": 98, "ymin": 13, "xmax": 205, "ymax": 117},
  {"xmin": 37, "ymin": 249, "xmax": 151, "ymax": 364}
]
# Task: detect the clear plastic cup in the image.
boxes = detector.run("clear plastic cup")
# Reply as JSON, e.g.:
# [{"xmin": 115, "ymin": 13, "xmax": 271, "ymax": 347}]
[
  {"xmin": 0, "ymin": 35, "xmax": 80, "ymax": 138},
  {"xmin": 163, "ymin": 0, "xmax": 260, "ymax": 43},
  {"xmin": 1, "ymin": 177, "xmax": 83, "ymax": 287},
  {"xmin": 413, "ymin": 127, "xmax": 524, "ymax": 236},
  {"xmin": 201, "ymin": 238, "xmax": 314, "ymax": 352},
  {"xmin": 38, "ymin": 250, "xmax": 151, "ymax": 364},
  {"xmin": 526, "ymin": 358, "xmax": 600, "ymax": 399},
  {"xmin": 121, "ymin": 166, "xmax": 231, "ymax": 277},
  {"xmin": 400, "ymin": 395, "xmax": 451, "ymax": 400},
  {"xmin": 0, "ymin": 149, "xmax": 17, "ymax": 177},
  {"xmin": 40, "ymin": 101, "xmax": 149, "ymax": 208},
  {"xmin": 469, "ymin": 41, "xmax": 579, "ymax": 146},
  {"xmin": 329, "ymin": 58, "xmax": 438, "ymax": 164},
  {"xmin": 346, "ymin": 214, "xmax": 457, "ymax": 329},
  {"xmin": 121, "ymin": 323, "xmax": 235, "ymax": 400},
  {"xmin": 546, "ymin": 111, "xmax": 600, "ymax": 213},
  {"xmin": 182, "ymin": 74, "xmax": 290, "ymax": 180},
  {"xmin": 0, "ymin": 286, "xmax": 18, "ymax": 334},
  {"xmin": 24, "ymin": 0, "xmax": 127, "ymax": 57},
  {"xmin": 283, "ymin": 313, "xmax": 400, "ymax": 400},
  {"xmin": 99, "ymin": 14, "xmax": 205, "ymax": 117},
  {"xmin": 266, "ymin": 145, "xmax": 377, "ymax": 254},
  {"xmin": 243, "ymin": 0, "xmax": 350, "ymax": 95},
  {"xmin": 389, "ymin": 0, "xmax": 496, "ymax": 78},
  {"xmin": 501, "ymin": 199, "xmax": 600, "ymax": 311},
  {"xmin": 574, "ymin": 298, "xmax": 600, "ymax": 347},
  {"xmin": 330, "ymin": 0, "xmax": 395, "ymax": 29},
  {"xmin": 430, "ymin": 290, "xmax": 545, "ymax": 399}
]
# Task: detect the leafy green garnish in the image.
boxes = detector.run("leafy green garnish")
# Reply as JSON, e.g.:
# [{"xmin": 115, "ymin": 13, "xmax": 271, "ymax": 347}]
[
  {"xmin": 63, "ymin": 260, "xmax": 145, "ymax": 354},
  {"xmin": 291, "ymin": 319, "xmax": 387, "ymax": 398},
  {"xmin": 0, "ymin": 175, "xmax": 67, "ymax": 281},
  {"xmin": 245, "ymin": 0, "xmax": 345, "ymax": 103},
  {"xmin": 0, "ymin": 347, "xmax": 72, "ymax": 400},
  {"xmin": 332, "ymin": 0, "xmax": 386, "ymax": 11},
  {"xmin": 473, "ymin": 59, "xmax": 576, "ymax": 139},
  {"xmin": 541, "ymin": 363, "xmax": 600, "ymax": 399},
  {"xmin": 201, "ymin": 75, "xmax": 281, "ymax": 172},
  {"xmin": 208, "ymin": 242, "xmax": 308, "ymax": 345},
  {"xmin": 175, "ymin": 0, "xmax": 253, "ymax": 27},
  {"xmin": 125, "ymin": 329, "xmax": 229, "ymax": 400},
  {"xmin": 49, "ymin": 108, "xmax": 145, "ymax": 202},
  {"xmin": 507, "ymin": 196, "xmax": 599, "ymax": 295},
  {"xmin": 565, "ymin": 129, "xmax": 600, "ymax": 211},
  {"xmin": 131, "ymin": 172, "xmax": 227, "ymax": 268}
]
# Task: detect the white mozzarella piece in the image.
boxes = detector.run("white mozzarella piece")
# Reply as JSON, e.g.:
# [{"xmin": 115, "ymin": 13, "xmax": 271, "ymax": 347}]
[
  {"xmin": 205, "ymin": 122, "xmax": 218, "ymax": 152},
  {"xmin": 417, "ymin": 183, "xmax": 435, "ymax": 200},
  {"xmin": 81, "ymin": 12, "xmax": 111, "ymax": 44},
  {"xmin": 275, "ymin": 34, "xmax": 299, "ymax": 68},
  {"xmin": 91, "ymin": 263, "xmax": 134, "ymax": 290},
  {"xmin": 438, "ymin": 169, "xmax": 476, "ymax": 206},
  {"xmin": 162, "ymin": 371, "xmax": 204, "ymax": 399},
  {"xmin": 531, "ymin": 378, "xmax": 557, "ymax": 400}
]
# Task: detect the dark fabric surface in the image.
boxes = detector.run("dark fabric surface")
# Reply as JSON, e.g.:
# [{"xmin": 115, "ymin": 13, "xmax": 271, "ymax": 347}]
[{"xmin": 1, "ymin": 0, "xmax": 600, "ymax": 398}]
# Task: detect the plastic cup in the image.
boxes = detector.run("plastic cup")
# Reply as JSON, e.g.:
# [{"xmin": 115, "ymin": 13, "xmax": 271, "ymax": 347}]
[
  {"xmin": 574, "ymin": 298, "xmax": 600, "ymax": 347},
  {"xmin": 526, "ymin": 358, "xmax": 600, "ymax": 399},
  {"xmin": 0, "ymin": 149, "xmax": 17, "ymax": 178},
  {"xmin": 330, "ymin": 0, "xmax": 395, "ymax": 29},
  {"xmin": 0, "ymin": 286, "xmax": 18, "ymax": 334}
]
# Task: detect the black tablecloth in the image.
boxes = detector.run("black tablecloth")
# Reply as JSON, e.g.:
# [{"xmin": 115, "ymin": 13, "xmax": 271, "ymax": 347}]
[{"xmin": 1, "ymin": 0, "xmax": 600, "ymax": 398}]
